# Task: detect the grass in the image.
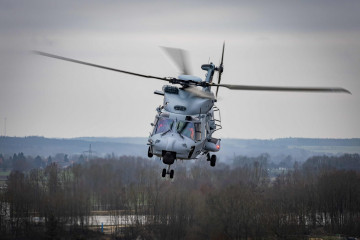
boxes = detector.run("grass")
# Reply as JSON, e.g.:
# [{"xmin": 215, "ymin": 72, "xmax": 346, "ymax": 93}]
[
  {"xmin": 0, "ymin": 170, "xmax": 10, "ymax": 186},
  {"xmin": 0, "ymin": 170, "xmax": 11, "ymax": 177}
]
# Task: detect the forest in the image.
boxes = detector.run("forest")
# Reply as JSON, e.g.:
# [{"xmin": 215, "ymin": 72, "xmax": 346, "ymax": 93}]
[{"xmin": 0, "ymin": 153, "xmax": 360, "ymax": 239}]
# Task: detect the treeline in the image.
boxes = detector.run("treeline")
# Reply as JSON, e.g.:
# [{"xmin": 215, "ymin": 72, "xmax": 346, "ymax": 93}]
[
  {"xmin": 303, "ymin": 154, "xmax": 360, "ymax": 172},
  {"xmin": 0, "ymin": 154, "xmax": 360, "ymax": 239},
  {"xmin": 0, "ymin": 152, "xmax": 71, "ymax": 171}
]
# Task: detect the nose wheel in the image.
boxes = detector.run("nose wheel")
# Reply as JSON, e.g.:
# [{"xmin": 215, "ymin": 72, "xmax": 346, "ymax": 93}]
[{"xmin": 162, "ymin": 165, "xmax": 174, "ymax": 179}]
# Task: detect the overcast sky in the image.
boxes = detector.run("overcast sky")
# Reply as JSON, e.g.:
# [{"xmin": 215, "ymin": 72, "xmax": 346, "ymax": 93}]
[{"xmin": 0, "ymin": 0, "xmax": 359, "ymax": 139}]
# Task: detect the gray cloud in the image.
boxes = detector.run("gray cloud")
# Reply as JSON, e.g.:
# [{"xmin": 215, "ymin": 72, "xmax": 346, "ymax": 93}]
[
  {"xmin": 0, "ymin": 0, "xmax": 359, "ymax": 138},
  {"xmin": 2, "ymin": 0, "xmax": 360, "ymax": 34}
]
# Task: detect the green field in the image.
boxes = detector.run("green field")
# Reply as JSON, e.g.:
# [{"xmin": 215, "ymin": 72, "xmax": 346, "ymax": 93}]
[
  {"xmin": 0, "ymin": 170, "xmax": 11, "ymax": 177},
  {"xmin": 0, "ymin": 170, "xmax": 10, "ymax": 185}
]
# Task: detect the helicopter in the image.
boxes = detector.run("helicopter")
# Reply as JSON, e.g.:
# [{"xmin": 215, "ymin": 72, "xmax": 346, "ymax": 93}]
[{"xmin": 34, "ymin": 43, "xmax": 350, "ymax": 178}]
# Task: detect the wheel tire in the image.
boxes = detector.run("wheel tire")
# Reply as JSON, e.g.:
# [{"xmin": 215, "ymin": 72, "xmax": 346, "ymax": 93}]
[
  {"xmin": 162, "ymin": 168, "xmax": 166, "ymax": 178},
  {"xmin": 210, "ymin": 155, "xmax": 216, "ymax": 167},
  {"xmin": 170, "ymin": 169, "xmax": 174, "ymax": 179},
  {"xmin": 207, "ymin": 153, "xmax": 211, "ymax": 161},
  {"xmin": 148, "ymin": 146, "xmax": 153, "ymax": 158}
]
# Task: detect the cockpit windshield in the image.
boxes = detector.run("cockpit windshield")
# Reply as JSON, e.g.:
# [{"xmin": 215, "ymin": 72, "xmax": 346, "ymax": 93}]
[
  {"xmin": 176, "ymin": 121, "xmax": 195, "ymax": 140},
  {"xmin": 154, "ymin": 117, "xmax": 174, "ymax": 134}
]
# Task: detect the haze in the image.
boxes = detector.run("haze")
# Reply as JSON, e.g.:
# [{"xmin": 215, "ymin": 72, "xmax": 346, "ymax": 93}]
[{"xmin": 0, "ymin": 0, "xmax": 359, "ymax": 139}]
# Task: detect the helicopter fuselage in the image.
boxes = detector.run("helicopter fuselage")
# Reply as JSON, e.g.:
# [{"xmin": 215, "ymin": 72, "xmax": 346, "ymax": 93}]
[{"xmin": 148, "ymin": 82, "xmax": 221, "ymax": 166}]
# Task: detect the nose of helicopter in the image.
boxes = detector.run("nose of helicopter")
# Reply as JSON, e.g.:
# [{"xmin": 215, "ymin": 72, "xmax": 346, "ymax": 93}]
[{"xmin": 150, "ymin": 133, "xmax": 193, "ymax": 160}]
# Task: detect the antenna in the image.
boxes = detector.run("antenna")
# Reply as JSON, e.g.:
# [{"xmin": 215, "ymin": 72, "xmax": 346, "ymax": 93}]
[{"xmin": 83, "ymin": 144, "xmax": 96, "ymax": 160}]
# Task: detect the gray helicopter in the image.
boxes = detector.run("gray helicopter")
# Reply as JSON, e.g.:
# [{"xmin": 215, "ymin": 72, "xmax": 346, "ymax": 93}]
[{"xmin": 34, "ymin": 43, "xmax": 350, "ymax": 178}]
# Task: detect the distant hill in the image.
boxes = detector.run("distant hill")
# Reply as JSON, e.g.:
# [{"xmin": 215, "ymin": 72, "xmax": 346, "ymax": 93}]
[
  {"xmin": 0, "ymin": 136, "xmax": 147, "ymax": 158},
  {"xmin": 0, "ymin": 136, "xmax": 359, "ymax": 162},
  {"xmin": 220, "ymin": 138, "xmax": 360, "ymax": 163}
]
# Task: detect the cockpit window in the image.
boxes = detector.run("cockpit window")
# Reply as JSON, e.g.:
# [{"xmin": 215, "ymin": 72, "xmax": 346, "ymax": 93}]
[
  {"xmin": 176, "ymin": 121, "xmax": 195, "ymax": 140},
  {"xmin": 154, "ymin": 117, "xmax": 174, "ymax": 134}
]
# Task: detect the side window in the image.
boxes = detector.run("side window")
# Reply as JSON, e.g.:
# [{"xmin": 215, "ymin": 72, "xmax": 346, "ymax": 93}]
[
  {"xmin": 194, "ymin": 123, "xmax": 201, "ymax": 141},
  {"xmin": 205, "ymin": 122, "xmax": 209, "ymax": 139}
]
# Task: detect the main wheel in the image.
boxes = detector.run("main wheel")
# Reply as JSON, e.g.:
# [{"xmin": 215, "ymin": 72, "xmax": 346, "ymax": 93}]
[
  {"xmin": 169, "ymin": 169, "xmax": 174, "ymax": 179},
  {"xmin": 162, "ymin": 168, "xmax": 166, "ymax": 178},
  {"xmin": 210, "ymin": 155, "xmax": 216, "ymax": 167},
  {"xmin": 148, "ymin": 146, "xmax": 153, "ymax": 158}
]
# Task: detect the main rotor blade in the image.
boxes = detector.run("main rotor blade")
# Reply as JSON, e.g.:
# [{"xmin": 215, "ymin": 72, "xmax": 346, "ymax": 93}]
[
  {"xmin": 33, "ymin": 51, "xmax": 170, "ymax": 82},
  {"xmin": 216, "ymin": 42, "xmax": 225, "ymax": 97},
  {"xmin": 160, "ymin": 47, "xmax": 192, "ymax": 75},
  {"xmin": 220, "ymin": 42, "xmax": 225, "ymax": 67},
  {"xmin": 184, "ymin": 86, "xmax": 216, "ymax": 100},
  {"xmin": 212, "ymin": 84, "xmax": 351, "ymax": 94}
]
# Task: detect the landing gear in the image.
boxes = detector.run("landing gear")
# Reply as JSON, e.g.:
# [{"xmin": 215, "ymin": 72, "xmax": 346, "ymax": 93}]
[
  {"xmin": 170, "ymin": 169, "xmax": 174, "ymax": 179},
  {"xmin": 208, "ymin": 154, "xmax": 216, "ymax": 167},
  {"xmin": 161, "ymin": 165, "xmax": 174, "ymax": 179},
  {"xmin": 210, "ymin": 155, "xmax": 216, "ymax": 167},
  {"xmin": 148, "ymin": 146, "xmax": 153, "ymax": 158}
]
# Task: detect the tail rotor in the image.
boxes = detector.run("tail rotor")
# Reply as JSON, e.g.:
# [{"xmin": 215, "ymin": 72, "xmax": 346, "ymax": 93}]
[{"xmin": 215, "ymin": 42, "xmax": 225, "ymax": 98}]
